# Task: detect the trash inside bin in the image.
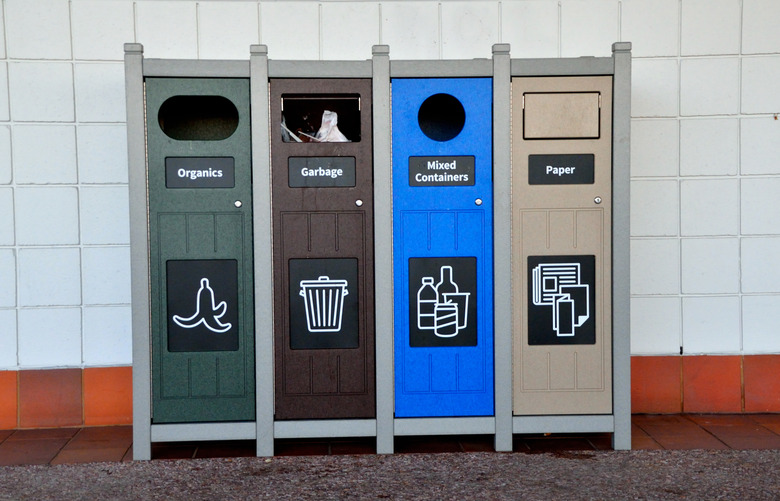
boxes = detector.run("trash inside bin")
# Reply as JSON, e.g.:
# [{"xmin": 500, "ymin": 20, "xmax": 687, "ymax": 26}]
[
  {"xmin": 279, "ymin": 94, "xmax": 361, "ymax": 143},
  {"xmin": 282, "ymin": 110, "xmax": 350, "ymax": 143}
]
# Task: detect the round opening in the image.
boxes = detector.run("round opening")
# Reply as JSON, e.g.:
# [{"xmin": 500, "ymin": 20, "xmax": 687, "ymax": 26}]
[
  {"xmin": 417, "ymin": 93, "xmax": 466, "ymax": 142},
  {"xmin": 158, "ymin": 95, "xmax": 239, "ymax": 141}
]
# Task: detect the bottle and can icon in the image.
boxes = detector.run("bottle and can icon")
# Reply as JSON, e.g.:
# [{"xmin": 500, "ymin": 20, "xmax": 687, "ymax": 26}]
[{"xmin": 416, "ymin": 266, "xmax": 470, "ymax": 338}]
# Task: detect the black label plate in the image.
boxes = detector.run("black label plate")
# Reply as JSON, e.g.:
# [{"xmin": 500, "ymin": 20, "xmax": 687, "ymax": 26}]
[
  {"xmin": 408, "ymin": 257, "xmax": 477, "ymax": 347},
  {"xmin": 165, "ymin": 157, "xmax": 235, "ymax": 188},
  {"xmin": 528, "ymin": 154, "xmax": 594, "ymax": 185},
  {"xmin": 289, "ymin": 258, "xmax": 359, "ymax": 350},
  {"xmin": 409, "ymin": 156, "xmax": 475, "ymax": 187},
  {"xmin": 288, "ymin": 157, "xmax": 356, "ymax": 188},
  {"xmin": 166, "ymin": 259, "xmax": 239, "ymax": 352},
  {"xmin": 528, "ymin": 255, "xmax": 595, "ymax": 345}
]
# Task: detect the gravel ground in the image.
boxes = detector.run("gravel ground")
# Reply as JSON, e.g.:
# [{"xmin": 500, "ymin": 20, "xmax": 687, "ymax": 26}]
[{"xmin": 0, "ymin": 450, "xmax": 778, "ymax": 500}]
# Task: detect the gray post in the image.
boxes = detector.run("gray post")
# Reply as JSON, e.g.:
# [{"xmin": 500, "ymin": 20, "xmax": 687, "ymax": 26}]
[
  {"xmin": 372, "ymin": 45, "xmax": 394, "ymax": 454},
  {"xmin": 124, "ymin": 43, "xmax": 152, "ymax": 461},
  {"xmin": 611, "ymin": 41, "xmax": 632, "ymax": 451},
  {"xmin": 492, "ymin": 43, "xmax": 513, "ymax": 452},
  {"xmin": 250, "ymin": 44, "xmax": 275, "ymax": 457}
]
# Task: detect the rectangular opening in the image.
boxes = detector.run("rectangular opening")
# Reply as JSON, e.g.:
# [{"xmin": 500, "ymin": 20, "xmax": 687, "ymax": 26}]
[
  {"xmin": 281, "ymin": 94, "xmax": 361, "ymax": 143},
  {"xmin": 523, "ymin": 92, "xmax": 600, "ymax": 139}
]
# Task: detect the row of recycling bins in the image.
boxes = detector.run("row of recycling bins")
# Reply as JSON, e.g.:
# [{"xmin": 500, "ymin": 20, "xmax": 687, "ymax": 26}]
[{"xmin": 125, "ymin": 43, "xmax": 632, "ymax": 459}]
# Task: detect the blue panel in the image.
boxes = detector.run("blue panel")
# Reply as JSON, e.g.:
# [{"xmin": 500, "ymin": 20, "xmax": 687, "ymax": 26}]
[{"xmin": 393, "ymin": 78, "xmax": 494, "ymax": 417}]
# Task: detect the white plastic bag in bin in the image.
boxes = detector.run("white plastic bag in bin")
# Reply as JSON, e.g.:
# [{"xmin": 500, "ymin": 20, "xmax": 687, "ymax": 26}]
[
  {"xmin": 299, "ymin": 276, "xmax": 349, "ymax": 333},
  {"xmin": 315, "ymin": 111, "xmax": 349, "ymax": 142}
]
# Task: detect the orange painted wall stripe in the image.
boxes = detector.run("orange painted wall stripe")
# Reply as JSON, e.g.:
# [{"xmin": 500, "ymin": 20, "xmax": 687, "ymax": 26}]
[
  {"xmin": 630, "ymin": 356, "xmax": 682, "ymax": 414},
  {"xmin": 19, "ymin": 369, "xmax": 82, "ymax": 428},
  {"xmin": 744, "ymin": 355, "xmax": 780, "ymax": 413},
  {"xmin": 1, "ymin": 357, "xmax": 779, "ymax": 430},
  {"xmin": 83, "ymin": 367, "xmax": 133, "ymax": 426},
  {"xmin": 0, "ymin": 371, "xmax": 18, "ymax": 429},
  {"xmin": 682, "ymin": 355, "xmax": 743, "ymax": 413}
]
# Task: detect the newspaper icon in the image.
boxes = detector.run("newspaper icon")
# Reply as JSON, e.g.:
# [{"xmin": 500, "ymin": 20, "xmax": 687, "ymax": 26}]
[{"xmin": 532, "ymin": 263, "xmax": 590, "ymax": 337}]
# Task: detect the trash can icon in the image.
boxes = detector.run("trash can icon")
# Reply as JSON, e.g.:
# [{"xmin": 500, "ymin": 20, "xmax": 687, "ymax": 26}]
[{"xmin": 299, "ymin": 276, "xmax": 349, "ymax": 333}]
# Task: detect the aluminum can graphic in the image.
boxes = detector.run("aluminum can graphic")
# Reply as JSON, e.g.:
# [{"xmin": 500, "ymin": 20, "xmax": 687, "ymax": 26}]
[{"xmin": 434, "ymin": 303, "xmax": 459, "ymax": 337}]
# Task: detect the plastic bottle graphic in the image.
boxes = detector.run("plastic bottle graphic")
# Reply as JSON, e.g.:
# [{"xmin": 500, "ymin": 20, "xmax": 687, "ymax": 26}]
[
  {"xmin": 436, "ymin": 266, "xmax": 458, "ymax": 296},
  {"xmin": 417, "ymin": 277, "xmax": 437, "ymax": 329}
]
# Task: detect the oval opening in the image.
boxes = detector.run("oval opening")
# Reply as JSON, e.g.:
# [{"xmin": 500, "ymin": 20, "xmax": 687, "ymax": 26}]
[
  {"xmin": 158, "ymin": 95, "xmax": 239, "ymax": 141},
  {"xmin": 417, "ymin": 93, "xmax": 466, "ymax": 142}
]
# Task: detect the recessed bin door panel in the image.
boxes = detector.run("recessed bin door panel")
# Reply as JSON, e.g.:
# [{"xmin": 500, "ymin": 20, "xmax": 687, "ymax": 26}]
[
  {"xmin": 511, "ymin": 76, "xmax": 613, "ymax": 415},
  {"xmin": 146, "ymin": 78, "xmax": 255, "ymax": 423},
  {"xmin": 270, "ymin": 78, "xmax": 375, "ymax": 420},
  {"xmin": 392, "ymin": 78, "xmax": 494, "ymax": 418}
]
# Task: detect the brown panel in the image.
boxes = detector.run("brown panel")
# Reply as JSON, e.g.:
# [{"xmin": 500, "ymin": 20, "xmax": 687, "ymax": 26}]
[
  {"xmin": 512, "ymin": 76, "xmax": 613, "ymax": 416},
  {"xmin": 271, "ymin": 78, "xmax": 375, "ymax": 420}
]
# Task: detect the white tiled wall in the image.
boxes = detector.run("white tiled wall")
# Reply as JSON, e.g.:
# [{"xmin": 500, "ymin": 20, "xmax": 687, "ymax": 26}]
[
  {"xmin": 17, "ymin": 248, "xmax": 81, "ymax": 307},
  {"xmin": 741, "ymin": 117, "xmax": 780, "ymax": 175},
  {"xmin": 0, "ymin": 249, "xmax": 15, "ymax": 307},
  {"xmin": 620, "ymin": 0, "xmax": 678, "ymax": 58},
  {"xmin": 741, "ymin": 57, "xmax": 780, "ymax": 113},
  {"xmin": 0, "ymin": 64, "xmax": 8, "ymax": 121},
  {"xmin": 682, "ymin": 296, "xmax": 741, "ymax": 354},
  {"xmin": 5, "ymin": 0, "xmax": 72, "ymax": 60},
  {"xmin": 17, "ymin": 307, "xmax": 82, "ymax": 367},
  {"xmin": 198, "ymin": 2, "xmax": 259, "ymax": 60},
  {"xmin": 260, "ymin": 2, "xmax": 321, "ymax": 60},
  {"xmin": 680, "ymin": 58, "xmax": 740, "ymax": 116},
  {"xmin": 631, "ymin": 59, "xmax": 679, "ymax": 117},
  {"xmin": 623, "ymin": 0, "xmax": 780, "ymax": 356},
  {"xmin": 560, "ymin": 0, "xmax": 618, "ymax": 57},
  {"xmin": 742, "ymin": 0, "xmax": 780, "ymax": 55},
  {"xmin": 500, "ymin": 1, "xmax": 558, "ymax": 58},
  {"xmin": 680, "ymin": 238, "xmax": 740, "ymax": 294},
  {"xmin": 13, "ymin": 125, "xmax": 78, "ymax": 184},
  {"xmin": 71, "ymin": 1, "xmax": 135, "ymax": 61},
  {"xmin": 1, "ymin": 0, "xmax": 779, "ymax": 369},
  {"xmin": 680, "ymin": 179, "xmax": 739, "ymax": 236},
  {"xmin": 322, "ymin": 2, "xmax": 382, "ymax": 60},
  {"xmin": 8, "ymin": 62, "xmax": 75, "ymax": 122},
  {"xmin": 680, "ymin": 0, "xmax": 740, "ymax": 56},
  {"xmin": 679, "ymin": 119, "xmax": 739, "ymax": 176}
]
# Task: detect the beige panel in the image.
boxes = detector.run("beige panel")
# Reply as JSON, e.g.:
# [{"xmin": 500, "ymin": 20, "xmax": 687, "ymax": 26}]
[
  {"xmin": 521, "ymin": 211, "xmax": 549, "ymax": 251},
  {"xmin": 524, "ymin": 92, "xmax": 600, "ymax": 139},
  {"xmin": 512, "ymin": 76, "xmax": 613, "ymax": 416},
  {"xmin": 549, "ymin": 352, "xmax": 576, "ymax": 390},
  {"xmin": 522, "ymin": 350, "xmax": 549, "ymax": 391},
  {"xmin": 549, "ymin": 211, "xmax": 575, "ymax": 249},
  {"xmin": 577, "ymin": 351, "xmax": 604, "ymax": 390}
]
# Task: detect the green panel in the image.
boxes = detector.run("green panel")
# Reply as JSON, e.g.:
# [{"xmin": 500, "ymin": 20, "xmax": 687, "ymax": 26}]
[
  {"xmin": 191, "ymin": 357, "xmax": 218, "ymax": 397},
  {"xmin": 146, "ymin": 77, "xmax": 255, "ymax": 423}
]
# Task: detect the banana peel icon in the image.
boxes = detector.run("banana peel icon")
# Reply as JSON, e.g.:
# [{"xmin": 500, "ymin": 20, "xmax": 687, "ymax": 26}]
[{"xmin": 172, "ymin": 278, "xmax": 232, "ymax": 333}]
